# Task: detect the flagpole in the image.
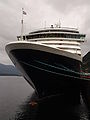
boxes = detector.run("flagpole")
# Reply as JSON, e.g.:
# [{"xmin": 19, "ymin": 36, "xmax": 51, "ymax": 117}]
[{"xmin": 21, "ymin": 8, "xmax": 24, "ymax": 40}]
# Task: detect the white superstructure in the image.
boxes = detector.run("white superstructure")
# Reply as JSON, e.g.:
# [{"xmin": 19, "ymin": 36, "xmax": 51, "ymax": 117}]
[{"xmin": 17, "ymin": 25, "xmax": 86, "ymax": 56}]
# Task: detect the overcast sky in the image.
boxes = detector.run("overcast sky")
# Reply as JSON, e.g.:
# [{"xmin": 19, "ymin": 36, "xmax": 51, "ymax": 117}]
[{"xmin": 0, "ymin": 0, "xmax": 90, "ymax": 64}]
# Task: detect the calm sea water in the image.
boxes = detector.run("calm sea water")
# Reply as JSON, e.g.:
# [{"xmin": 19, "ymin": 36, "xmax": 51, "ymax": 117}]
[{"xmin": 0, "ymin": 76, "xmax": 89, "ymax": 120}]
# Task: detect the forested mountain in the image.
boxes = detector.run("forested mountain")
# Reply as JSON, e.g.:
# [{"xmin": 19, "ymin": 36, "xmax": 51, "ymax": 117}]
[{"xmin": 0, "ymin": 63, "xmax": 21, "ymax": 76}]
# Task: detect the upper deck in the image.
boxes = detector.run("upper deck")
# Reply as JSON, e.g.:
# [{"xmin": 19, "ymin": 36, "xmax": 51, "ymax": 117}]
[
  {"xmin": 29, "ymin": 26, "xmax": 79, "ymax": 34},
  {"xmin": 17, "ymin": 26, "xmax": 86, "ymax": 42}
]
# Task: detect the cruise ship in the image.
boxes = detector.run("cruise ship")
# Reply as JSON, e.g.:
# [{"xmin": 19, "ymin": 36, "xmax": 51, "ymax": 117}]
[{"xmin": 5, "ymin": 25, "xmax": 86, "ymax": 103}]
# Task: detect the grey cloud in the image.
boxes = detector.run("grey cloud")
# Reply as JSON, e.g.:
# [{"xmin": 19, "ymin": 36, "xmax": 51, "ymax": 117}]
[
  {"xmin": 44, "ymin": 0, "xmax": 90, "ymax": 13},
  {"xmin": 80, "ymin": 7, "xmax": 90, "ymax": 54},
  {"xmin": 78, "ymin": 17, "xmax": 90, "ymax": 56},
  {"xmin": 0, "ymin": 51, "xmax": 12, "ymax": 64},
  {"xmin": 0, "ymin": 36, "xmax": 12, "ymax": 64},
  {"xmin": 0, "ymin": 0, "xmax": 25, "ymax": 9}
]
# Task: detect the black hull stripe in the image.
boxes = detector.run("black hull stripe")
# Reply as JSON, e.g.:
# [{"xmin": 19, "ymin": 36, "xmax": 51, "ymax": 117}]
[
  {"xmin": 34, "ymin": 59, "xmax": 81, "ymax": 75},
  {"xmin": 19, "ymin": 60, "xmax": 89, "ymax": 81}
]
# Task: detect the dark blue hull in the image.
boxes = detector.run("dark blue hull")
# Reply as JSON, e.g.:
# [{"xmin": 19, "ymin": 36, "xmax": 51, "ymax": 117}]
[{"xmin": 10, "ymin": 49, "xmax": 81, "ymax": 104}]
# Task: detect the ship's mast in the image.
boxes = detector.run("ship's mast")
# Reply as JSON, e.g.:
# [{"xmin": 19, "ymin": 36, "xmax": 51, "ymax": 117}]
[{"xmin": 21, "ymin": 8, "xmax": 26, "ymax": 40}]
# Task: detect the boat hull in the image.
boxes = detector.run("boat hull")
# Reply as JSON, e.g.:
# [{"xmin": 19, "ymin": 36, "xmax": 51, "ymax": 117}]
[{"xmin": 6, "ymin": 42, "xmax": 81, "ymax": 104}]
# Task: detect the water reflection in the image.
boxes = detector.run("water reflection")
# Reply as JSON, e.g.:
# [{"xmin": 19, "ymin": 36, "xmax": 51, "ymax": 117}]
[
  {"xmin": 14, "ymin": 92, "xmax": 89, "ymax": 120},
  {"xmin": 0, "ymin": 77, "xmax": 89, "ymax": 120},
  {"xmin": 13, "ymin": 92, "xmax": 38, "ymax": 120}
]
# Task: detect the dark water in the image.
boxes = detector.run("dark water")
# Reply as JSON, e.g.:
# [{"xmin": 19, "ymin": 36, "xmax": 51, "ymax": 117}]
[{"xmin": 0, "ymin": 76, "xmax": 89, "ymax": 120}]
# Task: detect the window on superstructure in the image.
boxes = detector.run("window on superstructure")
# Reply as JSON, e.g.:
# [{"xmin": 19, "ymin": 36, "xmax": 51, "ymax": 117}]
[
  {"xmin": 29, "ymin": 29, "xmax": 79, "ymax": 34},
  {"xmin": 27, "ymin": 33, "xmax": 85, "ymax": 40},
  {"xmin": 57, "ymin": 48, "xmax": 80, "ymax": 50},
  {"xmin": 44, "ymin": 43, "xmax": 79, "ymax": 46}
]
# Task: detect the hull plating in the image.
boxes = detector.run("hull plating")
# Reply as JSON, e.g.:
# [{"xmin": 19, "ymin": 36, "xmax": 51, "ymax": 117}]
[{"xmin": 9, "ymin": 49, "xmax": 81, "ymax": 103}]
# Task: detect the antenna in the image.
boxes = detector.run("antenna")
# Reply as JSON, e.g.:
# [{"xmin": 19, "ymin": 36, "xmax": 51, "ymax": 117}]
[
  {"xmin": 59, "ymin": 19, "xmax": 61, "ymax": 28},
  {"xmin": 55, "ymin": 19, "xmax": 61, "ymax": 28}
]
